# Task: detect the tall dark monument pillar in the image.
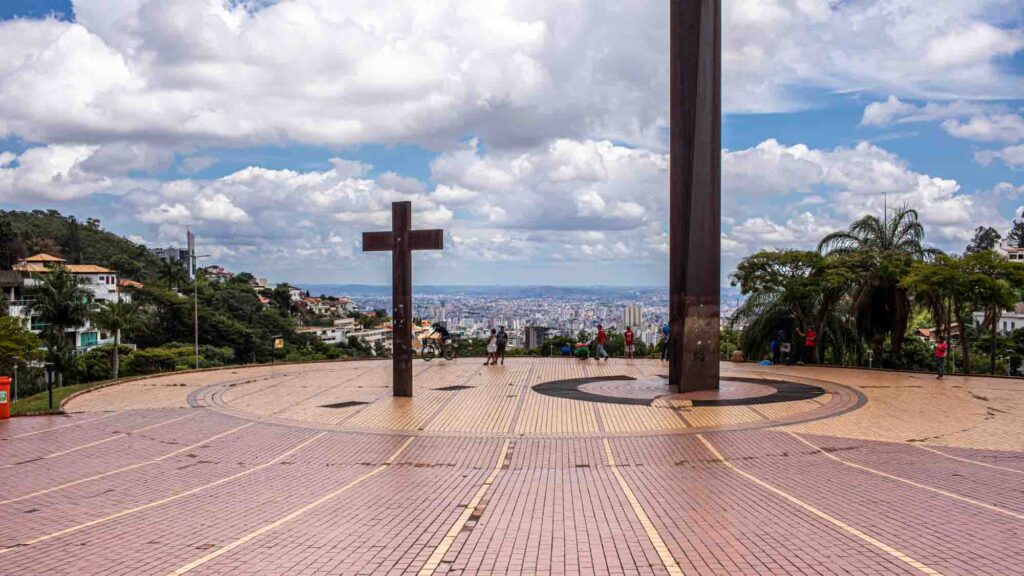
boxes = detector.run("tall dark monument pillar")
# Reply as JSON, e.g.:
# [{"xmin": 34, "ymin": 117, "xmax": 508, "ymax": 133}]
[{"xmin": 669, "ymin": 0, "xmax": 720, "ymax": 392}]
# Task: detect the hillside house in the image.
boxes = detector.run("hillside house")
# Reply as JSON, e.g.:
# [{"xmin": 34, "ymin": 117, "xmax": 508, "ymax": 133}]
[{"xmin": 6, "ymin": 253, "xmax": 135, "ymax": 353}]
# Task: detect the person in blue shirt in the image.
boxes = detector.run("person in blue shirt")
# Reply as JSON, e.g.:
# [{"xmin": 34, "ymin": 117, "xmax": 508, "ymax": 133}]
[
  {"xmin": 770, "ymin": 330, "xmax": 783, "ymax": 365},
  {"xmin": 660, "ymin": 324, "xmax": 671, "ymax": 362}
]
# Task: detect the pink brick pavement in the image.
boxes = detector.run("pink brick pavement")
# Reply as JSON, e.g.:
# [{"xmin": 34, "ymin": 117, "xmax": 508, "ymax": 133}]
[{"xmin": 1, "ymin": 405, "xmax": 1022, "ymax": 575}]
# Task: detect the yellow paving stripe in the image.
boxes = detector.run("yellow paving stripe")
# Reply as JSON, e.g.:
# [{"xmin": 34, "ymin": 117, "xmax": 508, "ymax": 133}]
[
  {"xmin": 417, "ymin": 439, "xmax": 510, "ymax": 576},
  {"xmin": 603, "ymin": 439, "xmax": 684, "ymax": 576},
  {"xmin": 0, "ymin": 422, "xmax": 254, "ymax": 506},
  {"xmin": 787, "ymin": 432, "xmax": 1024, "ymax": 521},
  {"xmin": 166, "ymin": 436, "xmax": 415, "ymax": 576},
  {"xmin": 0, "ymin": 431, "xmax": 325, "ymax": 555},
  {"xmin": 911, "ymin": 444, "xmax": 1024, "ymax": 475},
  {"xmin": 0, "ymin": 412, "xmax": 198, "ymax": 470},
  {"xmin": 4, "ymin": 411, "xmax": 122, "ymax": 439},
  {"xmin": 696, "ymin": 434, "xmax": 942, "ymax": 576}
]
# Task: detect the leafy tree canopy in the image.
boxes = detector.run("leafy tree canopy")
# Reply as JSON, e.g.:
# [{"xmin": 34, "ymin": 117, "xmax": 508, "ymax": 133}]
[{"xmin": 965, "ymin": 226, "xmax": 1001, "ymax": 255}]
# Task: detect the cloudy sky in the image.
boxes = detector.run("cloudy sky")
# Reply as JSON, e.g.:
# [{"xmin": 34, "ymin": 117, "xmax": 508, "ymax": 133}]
[{"xmin": 0, "ymin": 0, "xmax": 1022, "ymax": 286}]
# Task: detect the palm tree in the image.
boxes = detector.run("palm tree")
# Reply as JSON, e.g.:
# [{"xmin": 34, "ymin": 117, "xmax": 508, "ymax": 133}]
[
  {"xmin": 818, "ymin": 206, "xmax": 935, "ymax": 363},
  {"xmin": 25, "ymin": 265, "xmax": 92, "ymax": 386},
  {"xmin": 90, "ymin": 299, "xmax": 141, "ymax": 379},
  {"xmin": 158, "ymin": 260, "xmax": 188, "ymax": 291}
]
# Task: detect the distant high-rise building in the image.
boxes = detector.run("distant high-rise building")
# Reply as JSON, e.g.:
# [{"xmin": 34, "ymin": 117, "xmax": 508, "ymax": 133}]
[
  {"xmin": 524, "ymin": 326, "xmax": 550, "ymax": 351},
  {"xmin": 623, "ymin": 304, "xmax": 643, "ymax": 329}
]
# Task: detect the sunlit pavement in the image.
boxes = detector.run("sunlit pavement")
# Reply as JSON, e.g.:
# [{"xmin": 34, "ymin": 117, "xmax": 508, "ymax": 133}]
[{"xmin": 1, "ymin": 358, "xmax": 1022, "ymax": 575}]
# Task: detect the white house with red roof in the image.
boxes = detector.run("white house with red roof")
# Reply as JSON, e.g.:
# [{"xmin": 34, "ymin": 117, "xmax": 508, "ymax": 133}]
[
  {"xmin": 6, "ymin": 253, "xmax": 137, "ymax": 352},
  {"xmin": 997, "ymin": 239, "xmax": 1024, "ymax": 263}
]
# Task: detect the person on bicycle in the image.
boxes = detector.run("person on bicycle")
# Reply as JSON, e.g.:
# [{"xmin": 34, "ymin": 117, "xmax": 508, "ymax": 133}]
[{"xmin": 432, "ymin": 322, "xmax": 451, "ymax": 344}]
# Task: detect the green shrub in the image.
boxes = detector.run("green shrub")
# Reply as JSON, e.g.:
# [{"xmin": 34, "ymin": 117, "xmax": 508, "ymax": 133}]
[
  {"xmin": 885, "ymin": 337, "xmax": 932, "ymax": 371},
  {"xmin": 123, "ymin": 344, "xmax": 235, "ymax": 376},
  {"xmin": 73, "ymin": 345, "xmax": 135, "ymax": 383}
]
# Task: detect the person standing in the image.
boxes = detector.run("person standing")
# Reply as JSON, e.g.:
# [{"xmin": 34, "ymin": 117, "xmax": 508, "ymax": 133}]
[
  {"xmin": 624, "ymin": 326, "xmax": 635, "ymax": 359},
  {"xmin": 795, "ymin": 325, "xmax": 817, "ymax": 364},
  {"xmin": 594, "ymin": 324, "xmax": 610, "ymax": 361},
  {"xmin": 934, "ymin": 336, "xmax": 948, "ymax": 380},
  {"xmin": 496, "ymin": 326, "xmax": 509, "ymax": 365},
  {"xmin": 770, "ymin": 330, "xmax": 782, "ymax": 365},
  {"xmin": 660, "ymin": 323, "xmax": 671, "ymax": 362},
  {"xmin": 486, "ymin": 329, "xmax": 499, "ymax": 365}
]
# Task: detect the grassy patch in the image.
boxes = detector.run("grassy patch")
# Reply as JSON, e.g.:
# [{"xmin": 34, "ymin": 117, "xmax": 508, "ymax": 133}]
[{"xmin": 10, "ymin": 383, "xmax": 100, "ymax": 415}]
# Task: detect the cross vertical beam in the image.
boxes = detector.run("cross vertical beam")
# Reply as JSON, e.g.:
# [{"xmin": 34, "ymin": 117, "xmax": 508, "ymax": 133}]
[
  {"xmin": 392, "ymin": 202, "xmax": 413, "ymax": 396},
  {"xmin": 362, "ymin": 201, "xmax": 444, "ymax": 397},
  {"xmin": 669, "ymin": 0, "xmax": 721, "ymax": 392}
]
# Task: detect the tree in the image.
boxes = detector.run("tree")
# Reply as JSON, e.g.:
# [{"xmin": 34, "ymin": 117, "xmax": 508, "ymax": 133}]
[
  {"xmin": 157, "ymin": 259, "xmax": 188, "ymax": 290},
  {"xmin": 903, "ymin": 255, "xmax": 964, "ymax": 372},
  {"xmin": 130, "ymin": 285, "xmax": 193, "ymax": 348},
  {"xmin": 62, "ymin": 216, "xmax": 83, "ymax": 264},
  {"xmin": 965, "ymin": 226, "xmax": 1001, "ymax": 255},
  {"xmin": 1008, "ymin": 219, "xmax": 1024, "ymax": 249},
  {"xmin": 25, "ymin": 266, "xmax": 93, "ymax": 386},
  {"xmin": 270, "ymin": 284, "xmax": 294, "ymax": 317},
  {"xmin": 26, "ymin": 237, "xmax": 62, "ymax": 258},
  {"xmin": 819, "ymin": 207, "xmax": 935, "ymax": 364},
  {"xmin": 962, "ymin": 251, "xmax": 1024, "ymax": 374},
  {"xmin": 904, "ymin": 252, "xmax": 1024, "ymax": 375},
  {"xmin": 731, "ymin": 250, "xmax": 857, "ymax": 364},
  {"xmin": 0, "ymin": 316, "xmax": 44, "ymax": 377},
  {"xmin": 0, "ymin": 216, "xmax": 22, "ymax": 269},
  {"xmin": 109, "ymin": 255, "xmax": 143, "ymax": 280},
  {"xmin": 90, "ymin": 300, "xmax": 142, "ymax": 379}
]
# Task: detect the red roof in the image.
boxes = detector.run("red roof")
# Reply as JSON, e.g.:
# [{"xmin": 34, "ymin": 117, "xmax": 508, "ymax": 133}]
[{"xmin": 23, "ymin": 253, "xmax": 66, "ymax": 263}]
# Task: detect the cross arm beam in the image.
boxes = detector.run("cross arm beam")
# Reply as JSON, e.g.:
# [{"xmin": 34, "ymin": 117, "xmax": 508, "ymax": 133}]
[
  {"xmin": 362, "ymin": 231, "xmax": 395, "ymax": 252},
  {"xmin": 408, "ymin": 229, "xmax": 444, "ymax": 251}
]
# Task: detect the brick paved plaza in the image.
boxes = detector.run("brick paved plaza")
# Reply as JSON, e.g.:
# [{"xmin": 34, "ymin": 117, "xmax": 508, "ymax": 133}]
[{"xmin": 1, "ymin": 358, "xmax": 1022, "ymax": 575}]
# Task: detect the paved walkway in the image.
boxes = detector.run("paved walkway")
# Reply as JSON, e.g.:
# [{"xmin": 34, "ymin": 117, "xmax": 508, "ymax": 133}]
[{"xmin": 1, "ymin": 358, "xmax": 1021, "ymax": 575}]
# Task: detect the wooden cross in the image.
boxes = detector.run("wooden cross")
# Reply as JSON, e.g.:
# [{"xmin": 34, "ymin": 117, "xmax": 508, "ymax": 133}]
[{"xmin": 363, "ymin": 201, "xmax": 444, "ymax": 397}]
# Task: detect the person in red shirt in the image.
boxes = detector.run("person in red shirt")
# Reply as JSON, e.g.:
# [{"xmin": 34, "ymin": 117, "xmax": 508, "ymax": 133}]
[
  {"xmin": 595, "ymin": 324, "xmax": 609, "ymax": 361},
  {"xmin": 934, "ymin": 336, "xmax": 948, "ymax": 380},
  {"xmin": 624, "ymin": 326, "xmax": 635, "ymax": 359},
  {"xmin": 795, "ymin": 325, "xmax": 817, "ymax": 364}
]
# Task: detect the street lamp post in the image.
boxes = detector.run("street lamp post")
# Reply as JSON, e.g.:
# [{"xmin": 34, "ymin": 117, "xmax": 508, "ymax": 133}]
[
  {"xmin": 192, "ymin": 253, "xmax": 211, "ymax": 370},
  {"xmin": 10, "ymin": 357, "xmax": 17, "ymax": 403},
  {"xmin": 44, "ymin": 361, "xmax": 54, "ymax": 411}
]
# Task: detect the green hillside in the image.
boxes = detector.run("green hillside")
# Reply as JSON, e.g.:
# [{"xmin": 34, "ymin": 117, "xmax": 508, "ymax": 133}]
[{"xmin": 0, "ymin": 209, "xmax": 163, "ymax": 280}]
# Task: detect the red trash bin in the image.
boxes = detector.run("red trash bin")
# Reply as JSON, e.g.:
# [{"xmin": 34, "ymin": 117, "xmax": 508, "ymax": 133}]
[{"xmin": 0, "ymin": 376, "xmax": 10, "ymax": 420}]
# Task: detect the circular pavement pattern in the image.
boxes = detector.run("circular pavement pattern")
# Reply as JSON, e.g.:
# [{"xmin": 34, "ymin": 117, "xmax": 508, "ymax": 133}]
[{"xmin": 182, "ymin": 359, "xmax": 860, "ymax": 436}]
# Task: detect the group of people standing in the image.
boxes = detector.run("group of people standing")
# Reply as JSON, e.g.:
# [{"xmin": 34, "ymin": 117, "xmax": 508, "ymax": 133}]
[
  {"xmin": 484, "ymin": 326, "xmax": 509, "ymax": 365},
  {"xmin": 766, "ymin": 326, "xmax": 951, "ymax": 380},
  {"xmin": 556, "ymin": 324, "xmax": 638, "ymax": 360},
  {"xmin": 590, "ymin": 324, "xmax": 636, "ymax": 360},
  {"xmin": 768, "ymin": 326, "xmax": 818, "ymax": 365}
]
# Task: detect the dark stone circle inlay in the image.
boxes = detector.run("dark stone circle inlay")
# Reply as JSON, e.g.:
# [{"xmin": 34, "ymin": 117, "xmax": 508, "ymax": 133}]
[{"xmin": 531, "ymin": 376, "xmax": 824, "ymax": 407}]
